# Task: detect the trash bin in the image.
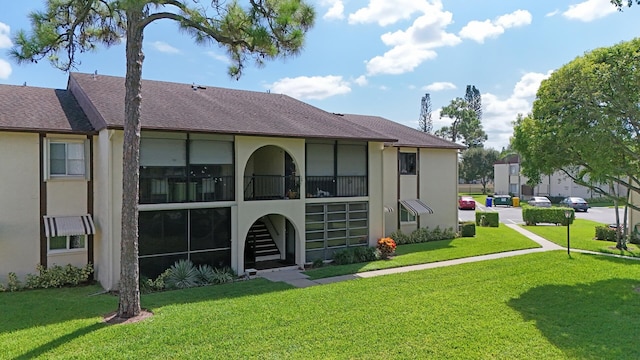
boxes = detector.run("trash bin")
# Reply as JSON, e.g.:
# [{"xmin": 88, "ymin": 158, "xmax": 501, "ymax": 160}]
[
  {"xmin": 493, "ymin": 195, "xmax": 512, "ymax": 207},
  {"xmin": 512, "ymin": 197, "xmax": 520, "ymax": 207},
  {"xmin": 485, "ymin": 197, "xmax": 493, "ymax": 207}
]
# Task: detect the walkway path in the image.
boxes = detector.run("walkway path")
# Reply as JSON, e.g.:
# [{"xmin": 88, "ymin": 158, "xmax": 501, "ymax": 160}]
[{"xmin": 258, "ymin": 223, "xmax": 636, "ymax": 288}]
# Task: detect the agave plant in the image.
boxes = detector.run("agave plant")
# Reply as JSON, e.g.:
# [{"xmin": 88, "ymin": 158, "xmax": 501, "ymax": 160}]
[
  {"xmin": 196, "ymin": 264, "xmax": 216, "ymax": 285},
  {"xmin": 165, "ymin": 259, "xmax": 200, "ymax": 289},
  {"xmin": 211, "ymin": 267, "xmax": 236, "ymax": 284}
]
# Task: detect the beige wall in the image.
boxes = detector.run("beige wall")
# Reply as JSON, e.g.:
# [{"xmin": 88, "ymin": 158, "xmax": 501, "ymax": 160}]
[
  {"xmin": 381, "ymin": 146, "xmax": 459, "ymax": 236},
  {"xmin": 93, "ymin": 130, "xmax": 123, "ymax": 291},
  {"xmin": 382, "ymin": 147, "xmax": 398, "ymax": 236},
  {"xmin": 493, "ymin": 164, "xmax": 509, "ymax": 195},
  {"xmin": 0, "ymin": 132, "xmax": 40, "ymax": 281},
  {"xmin": 235, "ymin": 136, "xmax": 306, "ymax": 273},
  {"xmin": 368, "ymin": 142, "xmax": 384, "ymax": 244},
  {"xmin": 420, "ymin": 148, "xmax": 458, "ymax": 231}
]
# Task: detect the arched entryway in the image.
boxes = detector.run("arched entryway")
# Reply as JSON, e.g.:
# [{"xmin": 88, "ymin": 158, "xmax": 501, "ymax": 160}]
[
  {"xmin": 244, "ymin": 214, "xmax": 297, "ymax": 270},
  {"xmin": 243, "ymin": 145, "xmax": 300, "ymax": 200}
]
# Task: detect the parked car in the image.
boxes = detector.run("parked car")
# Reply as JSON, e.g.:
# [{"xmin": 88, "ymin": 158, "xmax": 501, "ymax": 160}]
[
  {"xmin": 528, "ymin": 196, "xmax": 552, "ymax": 207},
  {"xmin": 560, "ymin": 197, "xmax": 589, "ymax": 212},
  {"xmin": 458, "ymin": 196, "xmax": 476, "ymax": 210}
]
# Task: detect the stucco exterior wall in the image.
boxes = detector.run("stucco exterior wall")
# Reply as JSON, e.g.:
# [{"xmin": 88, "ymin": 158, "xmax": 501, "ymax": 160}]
[
  {"xmin": 493, "ymin": 164, "xmax": 509, "ymax": 195},
  {"xmin": 419, "ymin": 148, "xmax": 458, "ymax": 231},
  {"xmin": 0, "ymin": 132, "xmax": 40, "ymax": 281},
  {"xmin": 368, "ymin": 142, "xmax": 384, "ymax": 244},
  {"xmin": 93, "ymin": 130, "xmax": 123, "ymax": 291},
  {"xmin": 235, "ymin": 136, "xmax": 306, "ymax": 274},
  {"xmin": 382, "ymin": 147, "xmax": 398, "ymax": 237}
]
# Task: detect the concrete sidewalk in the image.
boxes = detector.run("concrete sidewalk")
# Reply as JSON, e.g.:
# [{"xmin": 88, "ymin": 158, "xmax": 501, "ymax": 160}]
[{"xmin": 257, "ymin": 223, "xmax": 635, "ymax": 288}]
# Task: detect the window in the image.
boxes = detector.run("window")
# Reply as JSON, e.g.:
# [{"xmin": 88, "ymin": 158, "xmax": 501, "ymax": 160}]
[
  {"xmin": 138, "ymin": 208, "xmax": 232, "ymax": 279},
  {"xmin": 49, "ymin": 142, "xmax": 86, "ymax": 177},
  {"xmin": 509, "ymin": 164, "xmax": 519, "ymax": 175},
  {"xmin": 509, "ymin": 183, "xmax": 518, "ymax": 194},
  {"xmin": 305, "ymin": 202, "xmax": 369, "ymax": 262},
  {"xmin": 399, "ymin": 153, "xmax": 416, "ymax": 175},
  {"xmin": 400, "ymin": 206, "xmax": 416, "ymax": 223},
  {"xmin": 49, "ymin": 235, "xmax": 86, "ymax": 252}
]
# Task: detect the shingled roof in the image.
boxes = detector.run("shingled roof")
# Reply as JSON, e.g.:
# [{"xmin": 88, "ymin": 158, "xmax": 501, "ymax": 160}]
[
  {"xmin": 69, "ymin": 73, "xmax": 396, "ymax": 142},
  {"xmin": 0, "ymin": 84, "xmax": 93, "ymax": 133},
  {"xmin": 338, "ymin": 113, "xmax": 465, "ymax": 149}
]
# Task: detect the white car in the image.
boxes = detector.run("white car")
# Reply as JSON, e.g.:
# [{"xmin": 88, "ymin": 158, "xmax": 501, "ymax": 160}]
[{"xmin": 528, "ymin": 196, "xmax": 552, "ymax": 207}]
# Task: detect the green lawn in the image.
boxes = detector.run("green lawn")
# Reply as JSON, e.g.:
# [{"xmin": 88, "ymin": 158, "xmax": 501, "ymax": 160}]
[
  {"xmin": 521, "ymin": 219, "xmax": 640, "ymax": 257},
  {"xmin": 2, "ymin": 252, "xmax": 640, "ymax": 359},
  {"xmin": 304, "ymin": 225, "xmax": 540, "ymax": 279}
]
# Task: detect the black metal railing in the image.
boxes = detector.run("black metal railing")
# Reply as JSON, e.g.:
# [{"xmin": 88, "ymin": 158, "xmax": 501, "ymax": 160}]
[
  {"xmin": 140, "ymin": 175, "xmax": 234, "ymax": 204},
  {"xmin": 306, "ymin": 176, "xmax": 367, "ymax": 198},
  {"xmin": 244, "ymin": 175, "xmax": 300, "ymax": 200}
]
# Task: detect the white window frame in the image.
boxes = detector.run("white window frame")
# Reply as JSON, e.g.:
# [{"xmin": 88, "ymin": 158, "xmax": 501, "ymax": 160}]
[
  {"xmin": 48, "ymin": 234, "xmax": 87, "ymax": 253},
  {"xmin": 46, "ymin": 139, "xmax": 89, "ymax": 179},
  {"xmin": 400, "ymin": 205, "xmax": 417, "ymax": 223}
]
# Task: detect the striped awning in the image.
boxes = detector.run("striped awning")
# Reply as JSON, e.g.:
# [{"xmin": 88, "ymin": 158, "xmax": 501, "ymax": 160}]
[
  {"xmin": 399, "ymin": 199, "xmax": 434, "ymax": 216},
  {"xmin": 43, "ymin": 215, "xmax": 95, "ymax": 238}
]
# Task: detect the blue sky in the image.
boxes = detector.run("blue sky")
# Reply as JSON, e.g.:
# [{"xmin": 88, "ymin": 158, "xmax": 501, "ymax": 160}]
[{"xmin": 0, "ymin": 0, "xmax": 638, "ymax": 150}]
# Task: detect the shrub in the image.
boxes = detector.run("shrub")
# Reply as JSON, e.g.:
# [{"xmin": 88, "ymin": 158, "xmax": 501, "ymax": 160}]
[
  {"xmin": 312, "ymin": 258, "xmax": 324, "ymax": 268},
  {"xmin": 460, "ymin": 222, "xmax": 476, "ymax": 237},
  {"xmin": 24, "ymin": 263, "xmax": 93, "ymax": 289},
  {"xmin": 5, "ymin": 272, "xmax": 22, "ymax": 292},
  {"xmin": 165, "ymin": 259, "xmax": 200, "ymax": 289},
  {"xmin": 389, "ymin": 230, "xmax": 411, "ymax": 245},
  {"xmin": 196, "ymin": 264, "xmax": 217, "ymax": 284},
  {"xmin": 333, "ymin": 246, "xmax": 377, "ymax": 265},
  {"xmin": 209, "ymin": 267, "xmax": 236, "ymax": 285},
  {"xmin": 475, "ymin": 211, "xmax": 499, "ymax": 227},
  {"xmin": 595, "ymin": 226, "xmax": 617, "ymax": 242},
  {"xmin": 523, "ymin": 207, "xmax": 574, "ymax": 226},
  {"xmin": 377, "ymin": 237, "xmax": 397, "ymax": 259}
]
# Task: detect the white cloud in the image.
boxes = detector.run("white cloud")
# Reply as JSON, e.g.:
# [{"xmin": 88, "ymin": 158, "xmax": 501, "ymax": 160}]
[
  {"xmin": 348, "ymin": 0, "xmax": 432, "ymax": 26},
  {"xmin": 495, "ymin": 10, "xmax": 532, "ymax": 28},
  {"xmin": 481, "ymin": 71, "xmax": 552, "ymax": 150},
  {"xmin": 322, "ymin": 0, "xmax": 345, "ymax": 20},
  {"xmin": 546, "ymin": 9, "xmax": 560, "ymax": 17},
  {"xmin": 268, "ymin": 75, "xmax": 351, "ymax": 100},
  {"xmin": 354, "ymin": 75, "xmax": 368, "ymax": 86},
  {"xmin": 151, "ymin": 41, "xmax": 180, "ymax": 54},
  {"xmin": 563, "ymin": 0, "xmax": 617, "ymax": 22},
  {"xmin": 459, "ymin": 20, "xmax": 504, "ymax": 43},
  {"xmin": 206, "ymin": 51, "xmax": 230, "ymax": 63},
  {"xmin": 459, "ymin": 9, "xmax": 532, "ymax": 43},
  {"xmin": 365, "ymin": 2, "xmax": 461, "ymax": 75},
  {"xmin": 0, "ymin": 58, "xmax": 11, "ymax": 79},
  {"xmin": 0, "ymin": 22, "xmax": 12, "ymax": 49},
  {"xmin": 423, "ymin": 81, "xmax": 456, "ymax": 92}
]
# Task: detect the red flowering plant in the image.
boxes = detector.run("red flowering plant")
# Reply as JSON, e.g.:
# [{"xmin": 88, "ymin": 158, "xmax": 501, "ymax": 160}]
[{"xmin": 377, "ymin": 237, "xmax": 397, "ymax": 259}]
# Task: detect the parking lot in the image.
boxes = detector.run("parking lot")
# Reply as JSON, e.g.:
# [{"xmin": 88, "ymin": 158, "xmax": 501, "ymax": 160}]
[{"xmin": 459, "ymin": 203, "xmax": 621, "ymax": 225}]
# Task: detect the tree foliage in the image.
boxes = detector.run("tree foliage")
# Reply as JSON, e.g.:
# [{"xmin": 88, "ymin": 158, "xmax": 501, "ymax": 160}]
[
  {"xmin": 511, "ymin": 38, "xmax": 640, "ymax": 218},
  {"xmin": 460, "ymin": 147, "xmax": 499, "ymax": 194},
  {"xmin": 418, "ymin": 93, "xmax": 432, "ymax": 133},
  {"xmin": 12, "ymin": 0, "xmax": 315, "ymax": 319},
  {"xmin": 436, "ymin": 97, "xmax": 487, "ymax": 148},
  {"xmin": 464, "ymin": 85, "xmax": 482, "ymax": 121},
  {"xmin": 611, "ymin": 0, "xmax": 640, "ymax": 8}
]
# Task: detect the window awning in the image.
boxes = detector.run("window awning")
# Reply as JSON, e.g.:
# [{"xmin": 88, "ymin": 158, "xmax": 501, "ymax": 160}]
[
  {"xmin": 399, "ymin": 199, "xmax": 434, "ymax": 216},
  {"xmin": 44, "ymin": 215, "xmax": 95, "ymax": 237}
]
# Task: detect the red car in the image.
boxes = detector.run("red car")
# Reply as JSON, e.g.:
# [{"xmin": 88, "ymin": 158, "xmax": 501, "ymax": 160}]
[{"xmin": 458, "ymin": 196, "xmax": 476, "ymax": 210}]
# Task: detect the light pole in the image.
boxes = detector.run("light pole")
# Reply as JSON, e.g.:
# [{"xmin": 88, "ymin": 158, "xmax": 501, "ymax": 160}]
[{"xmin": 564, "ymin": 209, "xmax": 572, "ymax": 255}]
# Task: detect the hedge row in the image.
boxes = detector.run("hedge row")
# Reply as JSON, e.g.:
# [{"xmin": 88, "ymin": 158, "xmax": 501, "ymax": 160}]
[
  {"xmin": 523, "ymin": 207, "xmax": 574, "ymax": 226},
  {"xmin": 595, "ymin": 226, "xmax": 617, "ymax": 242},
  {"xmin": 460, "ymin": 222, "xmax": 476, "ymax": 237},
  {"xmin": 475, "ymin": 211, "xmax": 499, "ymax": 227}
]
